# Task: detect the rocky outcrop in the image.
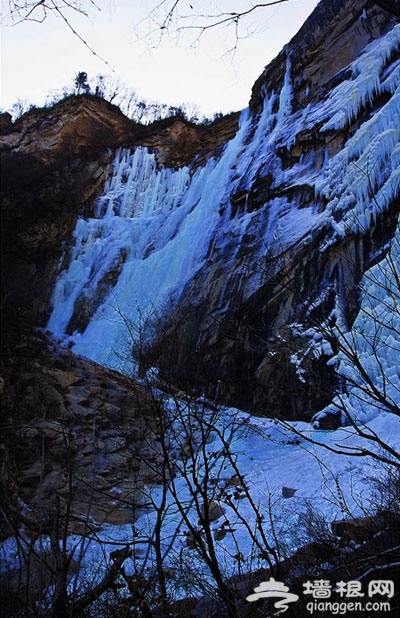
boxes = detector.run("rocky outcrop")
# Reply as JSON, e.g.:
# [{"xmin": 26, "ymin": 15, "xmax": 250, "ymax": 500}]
[
  {"xmin": 137, "ymin": 111, "xmax": 239, "ymax": 167},
  {"xmin": 1, "ymin": 326, "xmax": 160, "ymax": 537},
  {"xmin": 0, "ymin": 96, "xmax": 137, "ymax": 164},
  {"xmin": 164, "ymin": 222, "xmax": 398, "ymax": 417},
  {"xmin": 0, "ymin": 95, "xmax": 238, "ymax": 168}
]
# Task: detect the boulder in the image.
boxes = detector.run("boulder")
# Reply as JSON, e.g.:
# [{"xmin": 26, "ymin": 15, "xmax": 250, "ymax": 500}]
[{"xmin": 200, "ymin": 500, "xmax": 226, "ymax": 523}]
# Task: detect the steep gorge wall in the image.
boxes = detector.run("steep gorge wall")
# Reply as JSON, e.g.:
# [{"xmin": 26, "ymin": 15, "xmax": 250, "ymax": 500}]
[{"xmin": 143, "ymin": 0, "xmax": 400, "ymax": 416}]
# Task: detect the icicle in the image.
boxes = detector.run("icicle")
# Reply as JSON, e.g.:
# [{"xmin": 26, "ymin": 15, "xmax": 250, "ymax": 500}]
[{"xmin": 277, "ymin": 56, "xmax": 293, "ymax": 122}]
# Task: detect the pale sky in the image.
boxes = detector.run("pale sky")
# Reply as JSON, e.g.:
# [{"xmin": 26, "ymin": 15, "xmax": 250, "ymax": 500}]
[{"xmin": 1, "ymin": 0, "xmax": 319, "ymax": 117}]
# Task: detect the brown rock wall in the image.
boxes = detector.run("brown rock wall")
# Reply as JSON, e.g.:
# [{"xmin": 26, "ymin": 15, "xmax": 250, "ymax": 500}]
[{"xmin": 1, "ymin": 327, "xmax": 158, "ymax": 536}]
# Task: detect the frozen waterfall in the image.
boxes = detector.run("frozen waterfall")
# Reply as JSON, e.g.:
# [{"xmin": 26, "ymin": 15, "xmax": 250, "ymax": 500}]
[
  {"xmin": 47, "ymin": 27, "xmax": 400, "ymax": 375},
  {"xmin": 47, "ymin": 109, "xmax": 257, "ymax": 372}
]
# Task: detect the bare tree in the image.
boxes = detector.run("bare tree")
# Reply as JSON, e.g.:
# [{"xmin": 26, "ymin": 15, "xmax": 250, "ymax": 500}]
[
  {"xmin": 4, "ymin": 0, "xmax": 297, "ymax": 57},
  {"xmin": 0, "ymin": 417, "xmax": 133, "ymax": 618},
  {"xmin": 135, "ymin": 0, "xmax": 296, "ymax": 56},
  {"xmin": 4, "ymin": 0, "xmax": 99, "ymax": 24},
  {"xmin": 3, "ymin": 1, "xmax": 114, "ymax": 69},
  {"xmin": 277, "ymin": 220, "xmax": 400, "ymax": 469},
  {"xmin": 106, "ymin": 279, "xmax": 400, "ymax": 616}
]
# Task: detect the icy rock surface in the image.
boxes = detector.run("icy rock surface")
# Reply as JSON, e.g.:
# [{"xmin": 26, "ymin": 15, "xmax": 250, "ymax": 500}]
[{"xmin": 47, "ymin": 24, "xmax": 400, "ymax": 413}]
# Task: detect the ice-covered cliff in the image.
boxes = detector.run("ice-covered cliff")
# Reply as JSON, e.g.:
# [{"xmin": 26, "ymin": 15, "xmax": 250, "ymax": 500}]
[
  {"xmin": 2, "ymin": 0, "xmax": 398, "ymax": 419},
  {"xmin": 44, "ymin": 0, "xmax": 399, "ymax": 418}
]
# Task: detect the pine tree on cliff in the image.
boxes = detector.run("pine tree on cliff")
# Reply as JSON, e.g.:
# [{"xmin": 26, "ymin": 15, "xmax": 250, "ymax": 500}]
[{"xmin": 74, "ymin": 71, "xmax": 90, "ymax": 95}]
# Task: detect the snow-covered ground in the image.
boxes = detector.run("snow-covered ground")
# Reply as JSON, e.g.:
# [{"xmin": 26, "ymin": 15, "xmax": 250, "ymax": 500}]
[{"xmin": 2, "ymin": 403, "xmax": 398, "ymax": 605}]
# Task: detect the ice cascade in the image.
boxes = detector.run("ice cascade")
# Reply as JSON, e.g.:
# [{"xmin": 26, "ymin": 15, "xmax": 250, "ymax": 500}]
[{"xmin": 47, "ymin": 27, "xmax": 400, "ymax": 374}]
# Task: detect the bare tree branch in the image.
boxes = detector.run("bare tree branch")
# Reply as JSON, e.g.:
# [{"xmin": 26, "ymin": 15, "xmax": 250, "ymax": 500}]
[
  {"xmin": 134, "ymin": 0, "xmax": 295, "ymax": 53},
  {"xmin": 3, "ymin": 1, "xmax": 115, "ymax": 70}
]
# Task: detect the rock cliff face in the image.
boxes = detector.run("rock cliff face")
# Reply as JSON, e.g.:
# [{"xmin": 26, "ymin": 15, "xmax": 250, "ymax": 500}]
[
  {"xmin": 251, "ymin": 0, "xmax": 400, "ymax": 113},
  {"xmin": 2, "ymin": 0, "xmax": 399, "ymax": 424}
]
